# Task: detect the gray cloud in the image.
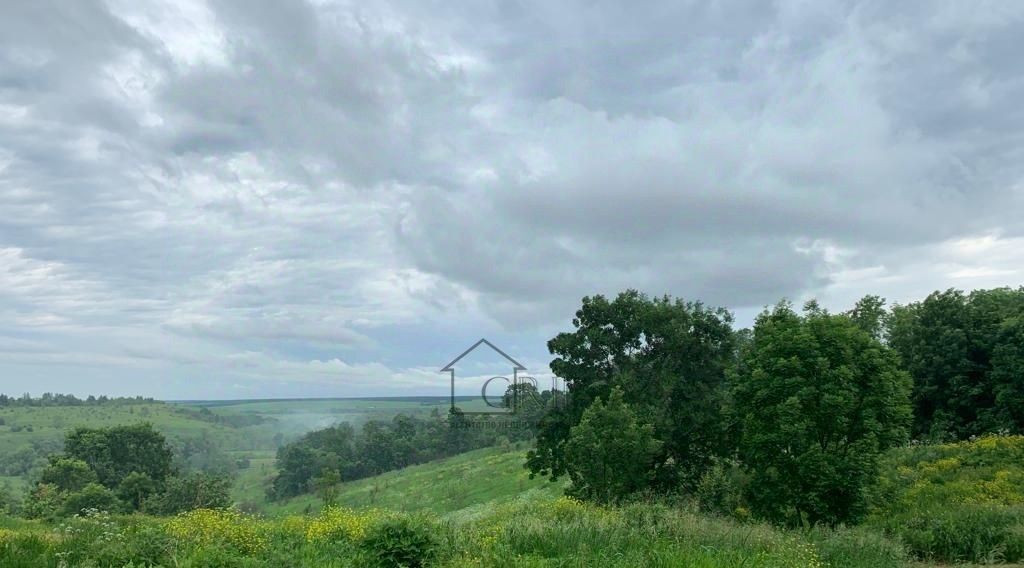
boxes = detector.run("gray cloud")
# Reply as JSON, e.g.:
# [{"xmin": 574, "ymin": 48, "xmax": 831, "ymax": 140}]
[{"xmin": 1, "ymin": 0, "xmax": 1023, "ymax": 397}]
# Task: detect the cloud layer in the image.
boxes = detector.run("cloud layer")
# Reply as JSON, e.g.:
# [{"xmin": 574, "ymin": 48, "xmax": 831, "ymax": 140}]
[{"xmin": 2, "ymin": 0, "xmax": 1023, "ymax": 397}]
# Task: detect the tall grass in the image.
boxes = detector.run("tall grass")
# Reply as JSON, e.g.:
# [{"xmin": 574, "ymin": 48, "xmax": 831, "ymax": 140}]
[
  {"xmin": 867, "ymin": 434, "xmax": 1024, "ymax": 563},
  {"xmin": 0, "ymin": 498, "xmax": 908, "ymax": 567}
]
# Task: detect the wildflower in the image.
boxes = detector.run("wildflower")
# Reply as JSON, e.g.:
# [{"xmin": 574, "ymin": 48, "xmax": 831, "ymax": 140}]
[{"xmin": 164, "ymin": 509, "xmax": 269, "ymax": 554}]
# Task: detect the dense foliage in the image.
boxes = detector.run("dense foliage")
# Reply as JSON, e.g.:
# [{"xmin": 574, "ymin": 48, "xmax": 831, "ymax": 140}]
[
  {"xmin": 531, "ymin": 286, "xmax": 1023, "ymax": 527},
  {"xmin": 22, "ymin": 424, "xmax": 231, "ymax": 519},
  {"xmin": 887, "ymin": 287, "xmax": 1024, "ymax": 439},
  {"xmin": 867, "ymin": 434, "xmax": 1024, "ymax": 563},
  {"xmin": 732, "ymin": 302, "xmax": 912, "ymax": 526},
  {"xmin": 564, "ymin": 388, "xmax": 661, "ymax": 502},
  {"xmin": 528, "ymin": 291, "xmax": 735, "ymax": 493},
  {"xmin": 268, "ymin": 411, "xmax": 502, "ymax": 501}
]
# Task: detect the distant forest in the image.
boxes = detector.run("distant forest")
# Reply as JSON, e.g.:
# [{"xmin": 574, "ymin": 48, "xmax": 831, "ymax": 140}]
[{"xmin": 0, "ymin": 393, "xmax": 157, "ymax": 407}]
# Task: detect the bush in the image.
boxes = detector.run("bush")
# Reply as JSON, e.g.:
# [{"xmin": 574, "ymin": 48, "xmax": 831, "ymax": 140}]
[
  {"xmin": 867, "ymin": 435, "xmax": 1024, "ymax": 563},
  {"xmin": 144, "ymin": 472, "xmax": 232, "ymax": 515},
  {"xmin": 55, "ymin": 512, "xmax": 173, "ymax": 567},
  {"xmin": 875, "ymin": 504, "xmax": 1024, "ymax": 563},
  {"xmin": 695, "ymin": 459, "xmax": 749, "ymax": 520},
  {"xmin": 60, "ymin": 483, "xmax": 121, "ymax": 517},
  {"xmin": 564, "ymin": 388, "xmax": 662, "ymax": 503},
  {"xmin": 359, "ymin": 514, "xmax": 439, "ymax": 568},
  {"xmin": 164, "ymin": 509, "xmax": 269, "ymax": 555},
  {"xmin": 0, "ymin": 532, "xmax": 52, "ymax": 568}
]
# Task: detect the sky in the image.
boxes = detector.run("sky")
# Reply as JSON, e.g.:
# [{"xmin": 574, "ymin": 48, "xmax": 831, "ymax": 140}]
[{"xmin": 1, "ymin": 0, "xmax": 1023, "ymax": 399}]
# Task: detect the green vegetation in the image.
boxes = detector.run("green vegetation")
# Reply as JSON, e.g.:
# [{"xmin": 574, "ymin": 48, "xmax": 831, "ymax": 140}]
[
  {"xmin": 888, "ymin": 287, "xmax": 1024, "ymax": 439},
  {"xmin": 263, "ymin": 446, "xmax": 565, "ymax": 517},
  {"xmin": 564, "ymin": 388, "xmax": 661, "ymax": 502},
  {"xmin": 269, "ymin": 406, "xmax": 538, "ymax": 503},
  {"xmin": 2, "ymin": 435, "xmax": 1024, "ymax": 566},
  {"xmin": 22, "ymin": 424, "xmax": 232, "ymax": 519},
  {"xmin": 733, "ymin": 301, "xmax": 912, "ymax": 526},
  {"xmin": 0, "ymin": 497, "xmax": 908, "ymax": 567},
  {"xmin": 529, "ymin": 291, "xmax": 736, "ymax": 492},
  {"xmin": 867, "ymin": 434, "xmax": 1024, "ymax": 564},
  {"xmin": 3, "ymin": 285, "xmax": 1024, "ymax": 565}
]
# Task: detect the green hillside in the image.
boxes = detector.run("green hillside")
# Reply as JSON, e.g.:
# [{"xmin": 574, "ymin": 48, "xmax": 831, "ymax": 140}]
[
  {"xmin": 259, "ymin": 445, "xmax": 566, "ymax": 517},
  {"xmin": 0, "ymin": 403, "xmax": 259, "ymax": 475}
]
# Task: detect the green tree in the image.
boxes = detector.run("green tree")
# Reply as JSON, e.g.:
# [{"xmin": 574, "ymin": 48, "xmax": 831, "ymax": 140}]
[
  {"xmin": 847, "ymin": 294, "xmax": 887, "ymax": 340},
  {"xmin": 888, "ymin": 287, "xmax": 1024, "ymax": 438},
  {"xmin": 0, "ymin": 481, "xmax": 17, "ymax": 514},
  {"xmin": 312, "ymin": 469, "xmax": 341, "ymax": 508},
  {"xmin": 564, "ymin": 388, "xmax": 661, "ymax": 502},
  {"xmin": 733, "ymin": 302, "xmax": 912, "ymax": 526},
  {"xmin": 145, "ymin": 473, "xmax": 232, "ymax": 515},
  {"xmin": 117, "ymin": 472, "xmax": 158, "ymax": 511},
  {"xmin": 39, "ymin": 457, "xmax": 97, "ymax": 492},
  {"xmin": 991, "ymin": 317, "xmax": 1024, "ymax": 430},
  {"xmin": 61, "ymin": 483, "xmax": 121, "ymax": 516},
  {"xmin": 64, "ymin": 423, "xmax": 174, "ymax": 489},
  {"xmin": 22, "ymin": 483, "xmax": 64, "ymax": 520},
  {"xmin": 528, "ymin": 290, "xmax": 735, "ymax": 490}
]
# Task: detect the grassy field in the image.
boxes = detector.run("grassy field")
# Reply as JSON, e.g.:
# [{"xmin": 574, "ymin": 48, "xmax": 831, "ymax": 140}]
[
  {"xmin": 179, "ymin": 397, "xmax": 483, "ymax": 435},
  {"xmin": 0, "ymin": 403, "xmax": 255, "ymax": 468},
  {"xmin": 258, "ymin": 445, "xmax": 566, "ymax": 517}
]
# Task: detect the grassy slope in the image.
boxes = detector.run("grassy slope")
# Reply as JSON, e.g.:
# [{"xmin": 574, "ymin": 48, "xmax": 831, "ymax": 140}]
[
  {"xmin": 868, "ymin": 435, "xmax": 1024, "ymax": 564},
  {"xmin": 0, "ymin": 403, "xmax": 245, "ymax": 457},
  {"xmin": 261, "ymin": 445, "xmax": 566, "ymax": 517}
]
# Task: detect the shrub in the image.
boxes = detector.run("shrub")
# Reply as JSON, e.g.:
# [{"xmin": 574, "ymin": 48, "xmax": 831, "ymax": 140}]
[
  {"xmin": 875, "ymin": 504, "xmax": 1024, "ymax": 563},
  {"xmin": 305, "ymin": 506, "xmax": 378, "ymax": 543},
  {"xmin": 695, "ymin": 459, "xmax": 749, "ymax": 520},
  {"xmin": 359, "ymin": 514, "xmax": 439, "ymax": 568},
  {"xmin": 39, "ymin": 457, "xmax": 97, "ymax": 493},
  {"xmin": 145, "ymin": 472, "xmax": 232, "ymax": 515},
  {"xmin": 867, "ymin": 435, "xmax": 1024, "ymax": 563},
  {"xmin": 564, "ymin": 388, "xmax": 662, "ymax": 503},
  {"xmin": 21, "ymin": 484, "xmax": 64, "ymax": 520},
  {"xmin": 61, "ymin": 483, "xmax": 121, "ymax": 517}
]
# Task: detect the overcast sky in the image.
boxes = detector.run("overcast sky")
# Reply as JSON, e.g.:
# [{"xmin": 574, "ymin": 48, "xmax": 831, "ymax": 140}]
[{"xmin": 2, "ymin": 0, "xmax": 1023, "ymax": 399}]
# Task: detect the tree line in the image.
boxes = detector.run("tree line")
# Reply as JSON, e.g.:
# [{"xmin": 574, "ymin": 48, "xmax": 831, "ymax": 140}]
[
  {"xmin": 20, "ymin": 423, "xmax": 231, "ymax": 519},
  {"xmin": 267, "ymin": 409, "xmax": 537, "ymax": 501},
  {"xmin": 0, "ymin": 393, "xmax": 158, "ymax": 407},
  {"xmin": 527, "ymin": 286, "xmax": 1024, "ymax": 527}
]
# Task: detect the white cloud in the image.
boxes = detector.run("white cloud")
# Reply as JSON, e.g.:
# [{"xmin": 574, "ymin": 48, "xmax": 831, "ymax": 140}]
[{"xmin": 1, "ymin": 0, "xmax": 1023, "ymax": 396}]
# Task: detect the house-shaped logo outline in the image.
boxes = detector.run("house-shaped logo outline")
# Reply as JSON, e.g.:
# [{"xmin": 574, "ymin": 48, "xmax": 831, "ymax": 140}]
[{"xmin": 440, "ymin": 338, "xmax": 527, "ymax": 415}]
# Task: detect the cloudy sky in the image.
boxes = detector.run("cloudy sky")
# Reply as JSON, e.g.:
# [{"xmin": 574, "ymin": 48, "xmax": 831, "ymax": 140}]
[{"xmin": 2, "ymin": 0, "xmax": 1023, "ymax": 399}]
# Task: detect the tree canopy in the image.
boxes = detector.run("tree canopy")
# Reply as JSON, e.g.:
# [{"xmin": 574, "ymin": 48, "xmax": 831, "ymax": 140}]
[
  {"xmin": 887, "ymin": 287, "xmax": 1024, "ymax": 439},
  {"xmin": 732, "ymin": 302, "xmax": 912, "ymax": 526},
  {"xmin": 528, "ymin": 290, "xmax": 735, "ymax": 492}
]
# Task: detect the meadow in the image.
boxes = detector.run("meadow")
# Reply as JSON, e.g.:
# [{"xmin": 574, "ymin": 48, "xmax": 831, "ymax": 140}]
[
  {"xmin": 0, "ymin": 490, "xmax": 907, "ymax": 567},
  {"xmin": 3, "ymin": 430, "xmax": 1024, "ymax": 566}
]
